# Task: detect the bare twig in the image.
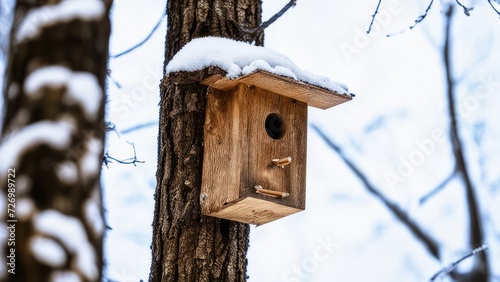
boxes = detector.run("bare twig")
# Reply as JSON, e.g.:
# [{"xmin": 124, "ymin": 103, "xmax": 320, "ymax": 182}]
[
  {"xmin": 419, "ymin": 171, "xmax": 456, "ymax": 205},
  {"xmin": 106, "ymin": 121, "xmax": 116, "ymax": 132},
  {"xmin": 367, "ymin": 0, "xmax": 382, "ymax": 34},
  {"xmin": 455, "ymin": 0, "xmax": 473, "ymax": 16},
  {"xmin": 487, "ymin": 0, "xmax": 500, "ymax": 17},
  {"xmin": 110, "ymin": 8, "xmax": 167, "ymax": 59},
  {"xmin": 120, "ymin": 121, "xmax": 158, "ymax": 134},
  {"xmin": 240, "ymin": 0, "xmax": 296, "ymax": 42},
  {"xmin": 106, "ymin": 69, "xmax": 122, "ymax": 88},
  {"xmin": 429, "ymin": 245, "xmax": 489, "ymax": 281},
  {"xmin": 103, "ymin": 142, "xmax": 145, "ymax": 167},
  {"xmin": 259, "ymin": 0, "xmax": 296, "ymax": 32},
  {"xmin": 387, "ymin": 0, "xmax": 435, "ymax": 37},
  {"xmin": 311, "ymin": 124, "xmax": 440, "ymax": 259},
  {"xmin": 410, "ymin": 0, "xmax": 434, "ymax": 30}
]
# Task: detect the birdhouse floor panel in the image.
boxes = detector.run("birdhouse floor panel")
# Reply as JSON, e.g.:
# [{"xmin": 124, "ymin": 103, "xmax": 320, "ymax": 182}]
[{"xmin": 207, "ymin": 197, "xmax": 303, "ymax": 225}]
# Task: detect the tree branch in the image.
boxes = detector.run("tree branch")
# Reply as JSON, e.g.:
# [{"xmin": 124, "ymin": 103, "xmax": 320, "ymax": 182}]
[
  {"xmin": 455, "ymin": 0, "xmax": 473, "ymax": 16},
  {"xmin": 386, "ymin": 0, "xmax": 434, "ymax": 37},
  {"xmin": 107, "ymin": 69, "xmax": 122, "ymax": 88},
  {"xmin": 311, "ymin": 124, "xmax": 440, "ymax": 259},
  {"xmin": 120, "ymin": 121, "xmax": 158, "ymax": 134},
  {"xmin": 259, "ymin": 0, "xmax": 296, "ymax": 31},
  {"xmin": 367, "ymin": 0, "xmax": 382, "ymax": 34},
  {"xmin": 103, "ymin": 142, "xmax": 144, "ymax": 167},
  {"xmin": 430, "ymin": 244, "xmax": 489, "ymax": 281},
  {"xmin": 110, "ymin": 8, "xmax": 166, "ymax": 59},
  {"xmin": 442, "ymin": 4, "xmax": 488, "ymax": 277},
  {"xmin": 419, "ymin": 171, "xmax": 456, "ymax": 205},
  {"xmin": 410, "ymin": 0, "xmax": 434, "ymax": 30},
  {"xmin": 239, "ymin": 0, "xmax": 296, "ymax": 42},
  {"xmin": 487, "ymin": 0, "xmax": 500, "ymax": 18}
]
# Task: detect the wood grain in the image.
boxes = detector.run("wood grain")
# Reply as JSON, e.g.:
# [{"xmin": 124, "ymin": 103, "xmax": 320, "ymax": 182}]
[
  {"xmin": 202, "ymin": 70, "xmax": 351, "ymax": 109},
  {"xmin": 201, "ymin": 84, "xmax": 307, "ymax": 225}
]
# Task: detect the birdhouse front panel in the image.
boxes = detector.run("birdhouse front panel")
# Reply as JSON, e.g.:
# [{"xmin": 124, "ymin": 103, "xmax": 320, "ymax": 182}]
[
  {"xmin": 200, "ymin": 83, "xmax": 307, "ymax": 225},
  {"xmin": 243, "ymin": 86, "xmax": 307, "ymax": 211}
]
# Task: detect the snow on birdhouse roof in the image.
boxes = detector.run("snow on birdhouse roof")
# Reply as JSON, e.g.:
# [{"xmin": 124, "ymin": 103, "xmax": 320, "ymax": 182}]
[{"xmin": 166, "ymin": 37, "xmax": 350, "ymax": 96}]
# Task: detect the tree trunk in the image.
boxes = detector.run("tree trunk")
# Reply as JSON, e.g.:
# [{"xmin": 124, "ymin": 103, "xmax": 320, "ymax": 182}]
[
  {"xmin": 150, "ymin": 1, "xmax": 262, "ymax": 281},
  {"xmin": 1, "ymin": 1, "xmax": 111, "ymax": 281}
]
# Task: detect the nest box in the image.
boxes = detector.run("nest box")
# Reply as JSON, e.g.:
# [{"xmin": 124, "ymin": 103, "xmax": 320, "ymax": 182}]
[{"xmin": 200, "ymin": 70, "xmax": 351, "ymax": 225}]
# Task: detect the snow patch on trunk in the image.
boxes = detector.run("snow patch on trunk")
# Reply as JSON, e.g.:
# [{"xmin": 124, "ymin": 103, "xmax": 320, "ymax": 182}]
[
  {"xmin": 0, "ymin": 120, "xmax": 74, "ymax": 173},
  {"xmin": 34, "ymin": 210, "xmax": 98, "ymax": 281},
  {"xmin": 15, "ymin": 0, "xmax": 105, "ymax": 43},
  {"xmin": 24, "ymin": 66, "xmax": 102, "ymax": 121}
]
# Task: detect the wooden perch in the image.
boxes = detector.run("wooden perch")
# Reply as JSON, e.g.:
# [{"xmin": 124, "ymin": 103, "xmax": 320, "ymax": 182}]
[
  {"xmin": 254, "ymin": 185, "xmax": 289, "ymax": 199},
  {"xmin": 272, "ymin": 157, "xmax": 292, "ymax": 168}
]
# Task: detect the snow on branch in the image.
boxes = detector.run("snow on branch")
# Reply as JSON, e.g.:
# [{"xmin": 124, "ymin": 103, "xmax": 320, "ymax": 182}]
[{"xmin": 429, "ymin": 245, "xmax": 489, "ymax": 281}]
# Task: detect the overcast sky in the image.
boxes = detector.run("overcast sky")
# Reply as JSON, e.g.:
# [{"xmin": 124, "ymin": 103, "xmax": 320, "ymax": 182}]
[{"xmin": 1, "ymin": 0, "xmax": 500, "ymax": 281}]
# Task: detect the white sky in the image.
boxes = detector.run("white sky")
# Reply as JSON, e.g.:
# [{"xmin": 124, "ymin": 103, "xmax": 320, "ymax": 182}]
[
  {"xmin": 104, "ymin": 0, "xmax": 500, "ymax": 281},
  {"xmin": 1, "ymin": 0, "xmax": 499, "ymax": 281}
]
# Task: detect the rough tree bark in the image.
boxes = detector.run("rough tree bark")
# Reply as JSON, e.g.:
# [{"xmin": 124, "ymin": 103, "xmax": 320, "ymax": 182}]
[
  {"xmin": 150, "ymin": 1, "xmax": 262, "ymax": 281},
  {"xmin": 1, "ymin": 1, "xmax": 111, "ymax": 281}
]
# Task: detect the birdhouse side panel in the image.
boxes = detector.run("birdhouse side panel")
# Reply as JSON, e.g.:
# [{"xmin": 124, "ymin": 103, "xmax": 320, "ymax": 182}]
[
  {"xmin": 243, "ymin": 87, "xmax": 307, "ymax": 210},
  {"xmin": 201, "ymin": 87, "xmax": 249, "ymax": 215}
]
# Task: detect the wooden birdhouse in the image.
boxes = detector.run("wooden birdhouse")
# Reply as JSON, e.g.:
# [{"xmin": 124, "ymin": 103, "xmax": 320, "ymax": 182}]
[{"xmin": 200, "ymin": 70, "xmax": 351, "ymax": 225}]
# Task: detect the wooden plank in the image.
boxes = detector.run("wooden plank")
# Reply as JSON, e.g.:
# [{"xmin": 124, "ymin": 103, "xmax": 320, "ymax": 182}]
[
  {"xmin": 208, "ymin": 197, "xmax": 303, "ymax": 225},
  {"xmin": 201, "ymin": 70, "xmax": 351, "ymax": 109},
  {"xmin": 244, "ymin": 87, "xmax": 307, "ymax": 210},
  {"xmin": 201, "ymin": 87, "xmax": 247, "ymax": 215}
]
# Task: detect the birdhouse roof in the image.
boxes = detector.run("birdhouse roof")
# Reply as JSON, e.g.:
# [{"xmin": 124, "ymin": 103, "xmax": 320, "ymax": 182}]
[
  {"xmin": 166, "ymin": 37, "xmax": 353, "ymax": 108},
  {"xmin": 202, "ymin": 71, "xmax": 350, "ymax": 109}
]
